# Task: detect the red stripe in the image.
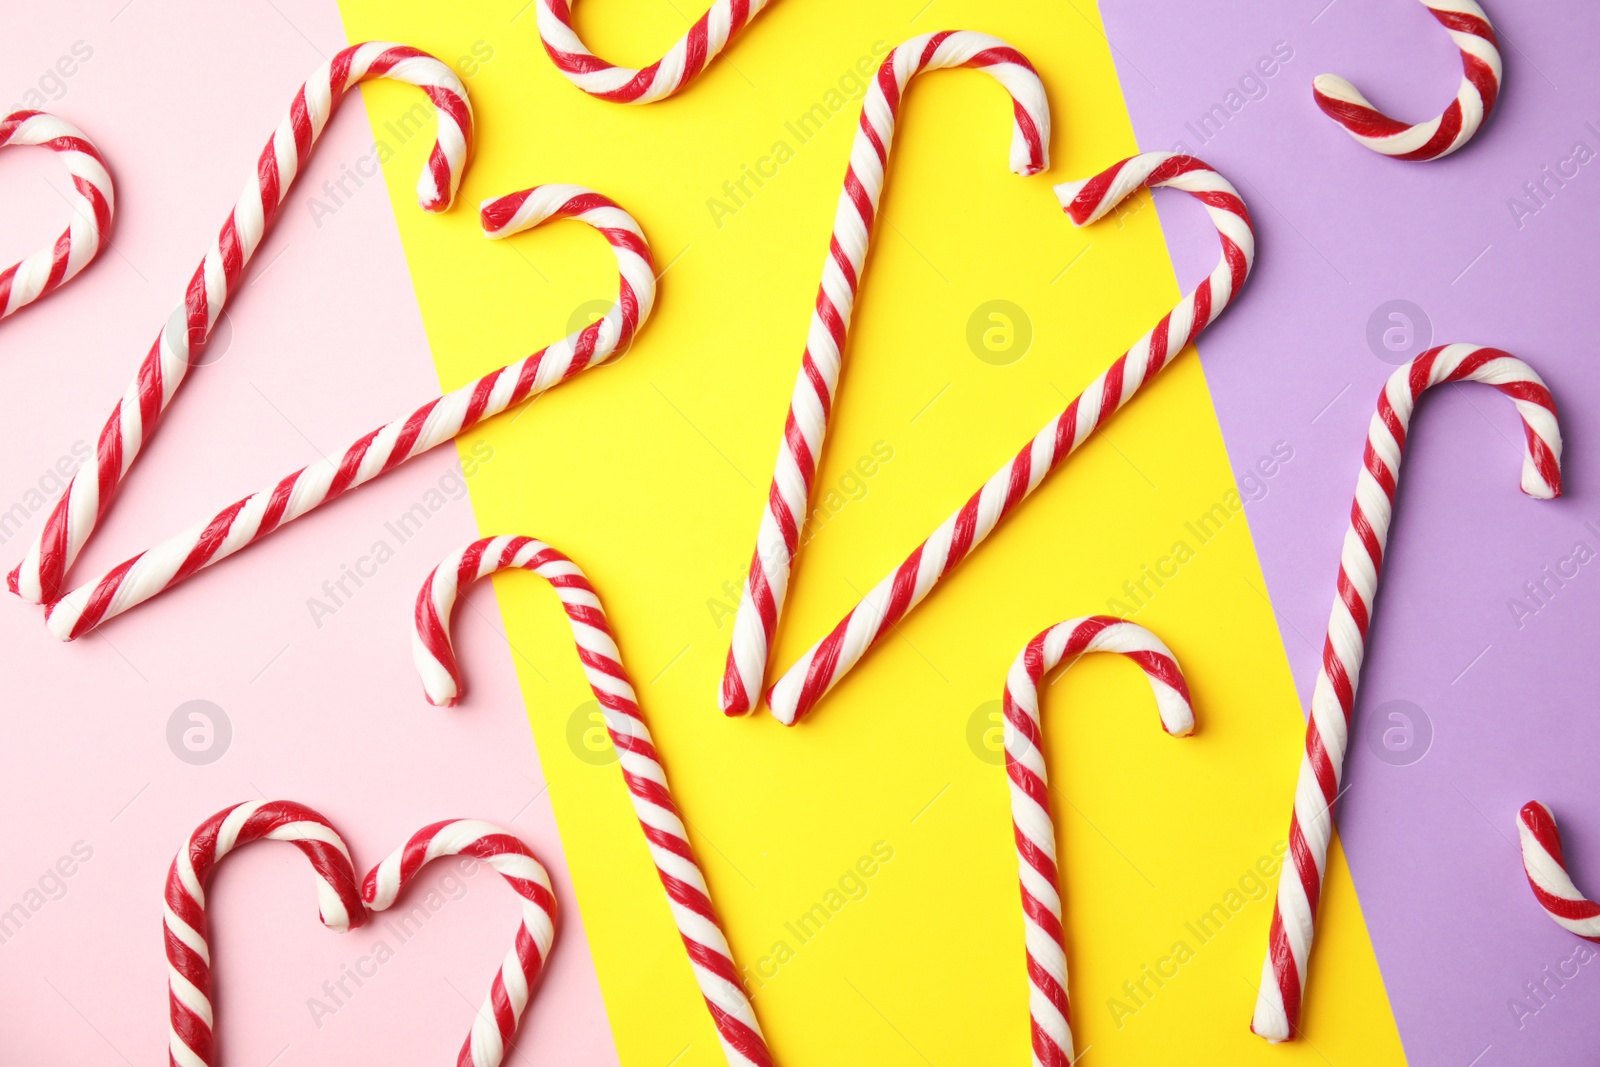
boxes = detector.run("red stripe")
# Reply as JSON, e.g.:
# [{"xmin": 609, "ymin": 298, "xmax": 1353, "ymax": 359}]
[{"xmin": 1259, "ymin": 906, "xmax": 1302, "ymax": 1036}]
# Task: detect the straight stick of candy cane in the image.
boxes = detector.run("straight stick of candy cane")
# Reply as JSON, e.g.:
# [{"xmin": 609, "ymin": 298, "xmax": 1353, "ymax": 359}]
[
  {"xmin": 165, "ymin": 800, "xmax": 367, "ymax": 1067},
  {"xmin": 1517, "ymin": 802, "xmax": 1600, "ymax": 943},
  {"xmin": 537, "ymin": 0, "xmax": 777, "ymax": 102},
  {"xmin": 761, "ymin": 152, "xmax": 1255, "ymax": 725},
  {"xmin": 362, "ymin": 820, "xmax": 559, "ymax": 1067},
  {"xmin": 40, "ymin": 186, "xmax": 654, "ymax": 639},
  {"xmin": 0, "ymin": 110, "xmax": 114, "ymax": 322},
  {"xmin": 413, "ymin": 536, "xmax": 774, "ymax": 1067},
  {"xmin": 1253, "ymin": 345, "xmax": 1563, "ymax": 1042},
  {"xmin": 1313, "ymin": 0, "xmax": 1500, "ymax": 161},
  {"xmin": 9, "ymin": 42, "xmax": 473, "ymax": 607},
  {"xmin": 1002, "ymin": 615, "xmax": 1194, "ymax": 1066},
  {"xmin": 720, "ymin": 29, "xmax": 1051, "ymax": 717}
]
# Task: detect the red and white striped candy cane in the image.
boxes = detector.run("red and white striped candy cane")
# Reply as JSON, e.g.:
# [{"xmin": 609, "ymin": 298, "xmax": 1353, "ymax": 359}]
[
  {"xmin": 363, "ymin": 819, "xmax": 559, "ymax": 1067},
  {"xmin": 1254, "ymin": 345, "xmax": 1563, "ymax": 1042},
  {"xmin": 720, "ymin": 30, "xmax": 1050, "ymax": 718},
  {"xmin": 1517, "ymin": 802, "xmax": 1600, "ymax": 943},
  {"xmin": 1313, "ymin": 0, "xmax": 1500, "ymax": 161},
  {"xmin": 537, "ymin": 0, "xmax": 775, "ymax": 102},
  {"xmin": 9, "ymin": 42, "xmax": 473, "ymax": 607},
  {"xmin": 40, "ymin": 186, "xmax": 653, "ymax": 639},
  {"xmin": 1002, "ymin": 616, "xmax": 1194, "ymax": 1067},
  {"xmin": 761, "ymin": 153, "xmax": 1254, "ymax": 725},
  {"xmin": 165, "ymin": 800, "xmax": 367, "ymax": 1067},
  {"xmin": 0, "ymin": 110, "xmax": 114, "ymax": 321},
  {"xmin": 413, "ymin": 536, "xmax": 773, "ymax": 1067}
]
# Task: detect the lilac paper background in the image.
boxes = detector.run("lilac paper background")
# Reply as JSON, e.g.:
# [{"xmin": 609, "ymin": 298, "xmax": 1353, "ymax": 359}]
[{"xmin": 1098, "ymin": 1, "xmax": 1600, "ymax": 1062}]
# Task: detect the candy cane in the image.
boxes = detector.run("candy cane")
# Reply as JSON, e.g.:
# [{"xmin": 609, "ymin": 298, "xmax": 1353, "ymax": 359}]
[
  {"xmin": 9, "ymin": 42, "xmax": 473, "ymax": 607},
  {"xmin": 0, "ymin": 110, "xmax": 114, "ymax": 322},
  {"xmin": 165, "ymin": 800, "xmax": 367, "ymax": 1067},
  {"xmin": 1517, "ymin": 802, "xmax": 1600, "ymax": 944},
  {"xmin": 1253, "ymin": 345, "xmax": 1563, "ymax": 1042},
  {"xmin": 1003, "ymin": 616, "xmax": 1194, "ymax": 1067},
  {"xmin": 363, "ymin": 820, "xmax": 559, "ymax": 1067},
  {"xmin": 759, "ymin": 152, "xmax": 1254, "ymax": 725},
  {"xmin": 167, "ymin": 801, "xmax": 556, "ymax": 1067},
  {"xmin": 719, "ymin": 30, "xmax": 1050, "ymax": 717},
  {"xmin": 537, "ymin": 0, "xmax": 776, "ymax": 102},
  {"xmin": 38, "ymin": 186, "xmax": 653, "ymax": 639},
  {"xmin": 1313, "ymin": 0, "xmax": 1501, "ymax": 161},
  {"xmin": 413, "ymin": 536, "xmax": 773, "ymax": 1067}
]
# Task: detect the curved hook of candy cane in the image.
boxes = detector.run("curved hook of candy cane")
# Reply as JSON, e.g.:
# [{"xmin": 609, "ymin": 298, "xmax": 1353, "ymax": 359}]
[
  {"xmin": 39, "ymin": 185, "xmax": 654, "ymax": 641},
  {"xmin": 412, "ymin": 536, "xmax": 774, "ymax": 1067},
  {"xmin": 720, "ymin": 29, "xmax": 1050, "ymax": 718},
  {"xmin": 762, "ymin": 152, "xmax": 1254, "ymax": 726},
  {"xmin": 1313, "ymin": 0, "xmax": 1501, "ymax": 161},
  {"xmin": 1254, "ymin": 344, "xmax": 1563, "ymax": 1043},
  {"xmin": 1517, "ymin": 802, "xmax": 1600, "ymax": 943},
  {"xmin": 536, "ymin": 0, "xmax": 777, "ymax": 103},
  {"xmin": 9, "ymin": 41, "xmax": 473, "ymax": 607},
  {"xmin": 363, "ymin": 819, "xmax": 558, "ymax": 1067},
  {"xmin": 1003, "ymin": 616, "xmax": 1194, "ymax": 1065},
  {"xmin": 165, "ymin": 800, "xmax": 366, "ymax": 1067},
  {"xmin": 482, "ymin": 184, "xmax": 659, "ymax": 365},
  {"xmin": 0, "ymin": 110, "xmax": 114, "ymax": 322}
]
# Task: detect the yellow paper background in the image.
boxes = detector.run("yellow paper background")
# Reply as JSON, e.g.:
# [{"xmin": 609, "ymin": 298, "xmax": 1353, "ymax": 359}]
[{"xmin": 336, "ymin": 0, "xmax": 1410, "ymax": 1062}]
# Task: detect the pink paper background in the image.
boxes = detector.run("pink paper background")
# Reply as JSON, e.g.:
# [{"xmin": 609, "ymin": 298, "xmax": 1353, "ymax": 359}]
[{"xmin": 0, "ymin": 2, "xmax": 618, "ymax": 1063}]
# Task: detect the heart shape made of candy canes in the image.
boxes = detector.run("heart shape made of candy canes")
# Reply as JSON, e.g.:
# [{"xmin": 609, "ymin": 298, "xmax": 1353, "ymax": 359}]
[
  {"xmin": 717, "ymin": 29, "xmax": 1051, "ymax": 719},
  {"xmin": 0, "ymin": 109, "xmax": 114, "ymax": 323},
  {"xmin": 9, "ymin": 41, "xmax": 475, "ymax": 617},
  {"xmin": 753, "ymin": 162, "xmax": 1252, "ymax": 724},
  {"xmin": 5, "ymin": 43, "xmax": 655, "ymax": 640},
  {"xmin": 35, "ymin": 183, "xmax": 652, "ymax": 640},
  {"xmin": 166, "ymin": 800, "xmax": 557, "ymax": 1067},
  {"xmin": 719, "ymin": 29, "xmax": 1254, "ymax": 724},
  {"xmin": 6, "ymin": 46, "xmax": 645, "ymax": 640}
]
